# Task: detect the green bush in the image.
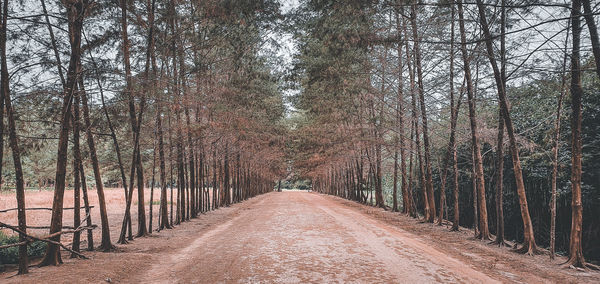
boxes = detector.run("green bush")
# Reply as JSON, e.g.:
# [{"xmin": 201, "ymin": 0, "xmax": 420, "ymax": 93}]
[{"xmin": 0, "ymin": 231, "xmax": 47, "ymax": 265}]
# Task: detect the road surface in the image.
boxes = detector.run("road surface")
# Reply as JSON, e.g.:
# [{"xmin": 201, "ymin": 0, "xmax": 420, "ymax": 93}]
[{"xmin": 144, "ymin": 191, "xmax": 497, "ymax": 283}]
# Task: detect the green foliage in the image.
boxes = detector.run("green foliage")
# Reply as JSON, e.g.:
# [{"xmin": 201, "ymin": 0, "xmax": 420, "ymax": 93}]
[
  {"xmin": 290, "ymin": 0, "xmax": 375, "ymax": 177},
  {"xmin": 280, "ymin": 179, "xmax": 312, "ymax": 190},
  {"xmin": 432, "ymin": 66, "xmax": 600, "ymax": 261},
  {"xmin": 0, "ymin": 231, "xmax": 47, "ymax": 265},
  {"xmin": 294, "ymin": 1, "xmax": 373, "ymax": 118}
]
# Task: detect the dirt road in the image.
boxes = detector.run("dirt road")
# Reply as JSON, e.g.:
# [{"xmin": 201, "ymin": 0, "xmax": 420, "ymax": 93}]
[
  {"xmin": 144, "ymin": 191, "xmax": 497, "ymax": 283},
  {"xmin": 3, "ymin": 191, "xmax": 598, "ymax": 283}
]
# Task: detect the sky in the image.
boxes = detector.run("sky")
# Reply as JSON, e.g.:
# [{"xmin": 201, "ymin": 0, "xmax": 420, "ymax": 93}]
[
  {"xmin": 272, "ymin": 0, "xmax": 302, "ymax": 114},
  {"xmin": 273, "ymin": 0, "xmax": 301, "ymax": 74}
]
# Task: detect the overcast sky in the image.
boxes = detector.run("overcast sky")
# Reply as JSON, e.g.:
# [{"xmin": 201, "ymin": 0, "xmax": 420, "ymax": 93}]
[{"xmin": 274, "ymin": 0, "xmax": 301, "ymax": 114}]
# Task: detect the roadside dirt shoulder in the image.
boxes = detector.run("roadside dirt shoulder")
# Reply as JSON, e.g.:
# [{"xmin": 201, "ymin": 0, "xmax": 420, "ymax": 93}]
[{"xmin": 325, "ymin": 193, "xmax": 599, "ymax": 283}]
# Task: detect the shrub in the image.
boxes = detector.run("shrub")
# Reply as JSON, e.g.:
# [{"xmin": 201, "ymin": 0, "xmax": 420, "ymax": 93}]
[{"xmin": 0, "ymin": 231, "xmax": 47, "ymax": 265}]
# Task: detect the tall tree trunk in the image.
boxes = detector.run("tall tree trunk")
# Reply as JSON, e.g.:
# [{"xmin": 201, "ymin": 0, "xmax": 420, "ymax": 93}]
[
  {"xmin": 70, "ymin": 86, "xmax": 82, "ymax": 257},
  {"xmin": 199, "ymin": 150, "xmax": 205, "ymax": 212},
  {"xmin": 406, "ymin": 29, "xmax": 422, "ymax": 218},
  {"xmin": 78, "ymin": 68, "xmax": 114, "ymax": 251},
  {"xmin": 205, "ymin": 161, "xmax": 210, "ymax": 210},
  {"xmin": 374, "ymin": 119, "xmax": 383, "ymax": 208},
  {"xmin": 415, "ymin": 118, "xmax": 427, "ymax": 217},
  {"xmin": 149, "ymin": 134, "xmax": 157, "ymax": 233},
  {"xmin": 224, "ymin": 143, "xmax": 230, "ymax": 206},
  {"xmin": 213, "ymin": 148, "xmax": 218, "ymax": 210},
  {"xmin": 438, "ymin": 3, "xmax": 458, "ymax": 226},
  {"xmin": 493, "ymin": 107, "xmax": 506, "ymax": 243},
  {"xmin": 40, "ymin": 0, "xmax": 65, "ymax": 86},
  {"xmin": 0, "ymin": 1, "xmax": 6, "ymax": 193},
  {"xmin": 40, "ymin": 0, "xmax": 84, "ymax": 266},
  {"xmin": 169, "ymin": 0, "xmax": 185, "ymax": 224},
  {"xmin": 374, "ymin": 41, "xmax": 388, "ymax": 209},
  {"xmin": 184, "ymin": 153, "xmax": 189, "ymax": 219},
  {"xmin": 493, "ymin": 0, "xmax": 507, "ymax": 246},
  {"xmin": 156, "ymin": 81, "xmax": 171, "ymax": 229},
  {"xmin": 135, "ymin": 133, "xmax": 147, "ymax": 236},
  {"xmin": 85, "ymin": 33, "xmax": 131, "ymax": 240},
  {"xmin": 37, "ymin": 0, "xmax": 63, "ymax": 210},
  {"xmin": 187, "ymin": 119, "xmax": 196, "ymax": 216},
  {"xmin": 456, "ymin": 0, "xmax": 489, "ymax": 239},
  {"xmin": 177, "ymin": 16, "xmax": 192, "ymax": 219},
  {"xmin": 78, "ymin": 159, "xmax": 93, "ymax": 250},
  {"xmin": 410, "ymin": 2, "xmax": 435, "ymax": 222},
  {"xmin": 133, "ymin": 0, "xmax": 154, "ymax": 236},
  {"xmin": 581, "ymin": 0, "xmax": 600, "ymax": 78},
  {"xmin": 219, "ymin": 159, "xmax": 224, "ymax": 206},
  {"xmin": 402, "ymin": 13, "xmax": 416, "ymax": 218},
  {"xmin": 176, "ymin": 124, "xmax": 185, "ymax": 223},
  {"xmin": 471, "ymin": 146, "xmax": 479, "ymax": 236},
  {"xmin": 168, "ymin": 107, "xmax": 175, "ymax": 226},
  {"xmin": 411, "ymin": 55, "xmax": 427, "ymax": 217},
  {"xmin": 118, "ymin": 0, "xmax": 141, "ymax": 242},
  {"xmin": 152, "ymin": 0, "xmax": 170, "ymax": 229},
  {"xmin": 392, "ymin": 145, "xmax": 399, "ymax": 211},
  {"xmin": 474, "ymin": 0, "xmax": 538, "ymax": 254},
  {"xmin": 1, "ymin": 0, "xmax": 27, "ymax": 272},
  {"xmin": 180, "ymin": 14, "xmax": 196, "ymax": 217},
  {"xmin": 119, "ymin": 152, "xmax": 137, "ymax": 243},
  {"xmin": 451, "ymin": 106, "xmax": 460, "ymax": 231},
  {"xmin": 550, "ymin": 15, "xmax": 570, "ymax": 259},
  {"xmin": 199, "ymin": 150, "xmax": 204, "ymax": 209},
  {"xmin": 566, "ymin": 0, "xmax": 586, "ymax": 268}
]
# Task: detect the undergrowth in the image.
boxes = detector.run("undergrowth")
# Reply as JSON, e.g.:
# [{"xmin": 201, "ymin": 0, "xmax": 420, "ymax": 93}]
[{"xmin": 0, "ymin": 231, "xmax": 47, "ymax": 265}]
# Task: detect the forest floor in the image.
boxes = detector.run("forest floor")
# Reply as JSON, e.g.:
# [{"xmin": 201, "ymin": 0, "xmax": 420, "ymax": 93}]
[{"xmin": 1, "ymin": 190, "xmax": 599, "ymax": 283}]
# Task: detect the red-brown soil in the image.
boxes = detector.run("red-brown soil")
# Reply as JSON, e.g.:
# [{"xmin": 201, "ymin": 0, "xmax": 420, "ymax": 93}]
[{"xmin": 1, "ymin": 191, "xmax": 599, "ymax": 283}]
